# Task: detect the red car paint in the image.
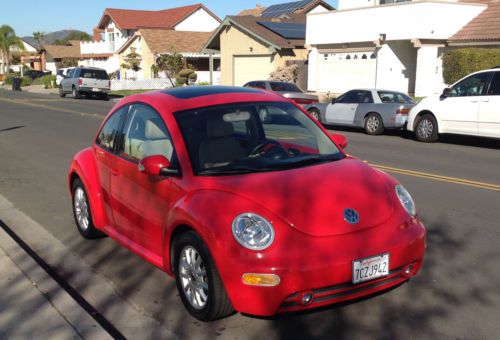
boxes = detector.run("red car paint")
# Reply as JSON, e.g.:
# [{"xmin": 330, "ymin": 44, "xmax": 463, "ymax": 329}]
[{"xmin": 68, "ymin": 87, "xmax": 426, "ymax": 317}]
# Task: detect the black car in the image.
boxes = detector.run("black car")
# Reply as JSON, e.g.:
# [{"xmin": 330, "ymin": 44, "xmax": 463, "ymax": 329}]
[{"xmin": 24, "ymin": 70, "xmax": 52, "ymax": 79}]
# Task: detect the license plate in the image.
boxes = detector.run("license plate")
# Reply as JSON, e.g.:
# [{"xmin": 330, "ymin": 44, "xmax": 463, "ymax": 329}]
[
  {"xmin": 352, "ymin": 253, "xmax": 389, "ymax": 284},
  {"xmin": 92, "ymin": 88, "xmax": 99, "ymax": 92}
]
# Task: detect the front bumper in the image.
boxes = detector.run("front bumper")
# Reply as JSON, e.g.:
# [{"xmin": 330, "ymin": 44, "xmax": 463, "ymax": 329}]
[{"xmin": 215, "ymin": 216, "xmax": 426, "ymax": 316}]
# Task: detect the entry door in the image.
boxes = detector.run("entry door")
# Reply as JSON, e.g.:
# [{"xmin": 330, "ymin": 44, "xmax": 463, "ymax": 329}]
[
  {"xmin": 440, "ymin": 72, "xmax": 492, "ymax": 134},
  {"xmin": 110, "ymin": 104, "xmax": 176, "ymax": 263},
  {"xmin": 478, "ymin": 72, "xmax": 500, "ymax": 138}
]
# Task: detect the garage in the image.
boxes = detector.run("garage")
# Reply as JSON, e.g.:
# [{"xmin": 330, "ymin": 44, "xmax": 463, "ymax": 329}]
[
  {"xmin": 316, "ymin": 51, "xmax": 377, "ymax": 94},
  {"xmin": 233, "ymin": 55, "xmax": 274, "ymax": 86}
]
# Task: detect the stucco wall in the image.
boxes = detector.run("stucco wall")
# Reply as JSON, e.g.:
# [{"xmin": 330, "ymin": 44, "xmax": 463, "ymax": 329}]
[
  {"xmin": 376, "ymin": 41, "xmax": 417, "ymax": 95},
  {"xmin": 414, "ymin": 45, "xmax": 446, "ymax": 97},
  {"xmin": 220, "ymin": 25, "xmax": 307, "ymax": 85},
  {"xmin": 175, "ymin": 8, "xmax": 220, "ymax": 32}
]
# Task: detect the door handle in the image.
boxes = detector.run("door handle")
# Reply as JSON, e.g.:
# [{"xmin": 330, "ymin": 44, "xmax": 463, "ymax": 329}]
[{"xmin": 111, "ymin": 168, "xmax": 119, "ymax": 176}]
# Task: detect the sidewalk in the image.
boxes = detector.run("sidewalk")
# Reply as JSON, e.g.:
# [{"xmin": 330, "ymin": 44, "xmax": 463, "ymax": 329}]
[
  {"xmin": 0, "ymin": 84, "xmax": 59, "ymax": 95},
  {"xmin": 0, "ymin": 225, "xmax": 111, "ymax": 339}
]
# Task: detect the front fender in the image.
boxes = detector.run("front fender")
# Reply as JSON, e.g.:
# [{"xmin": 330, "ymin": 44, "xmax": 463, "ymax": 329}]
[{"xmin": 68, "ymin": 147, "xmax": 109, "ymax": 230}]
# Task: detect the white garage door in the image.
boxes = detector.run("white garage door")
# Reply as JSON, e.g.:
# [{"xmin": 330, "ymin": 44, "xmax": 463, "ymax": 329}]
[
  {"xmin": 234, "ymin": 55, "xmax": 274, "ymax": 86},
  {"xmin": 317, "ymin": 52, "xmax": 376, "ymax": 94}
]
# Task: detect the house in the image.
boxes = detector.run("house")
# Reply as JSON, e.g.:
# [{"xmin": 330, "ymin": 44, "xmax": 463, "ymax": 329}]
[
  {"xmin": 79, "ymin": 3, "xmax": 221, "ymax": 77},
  {"xmin": 116, "ymin": 29, "xmax": 219, "ymax": 83},
  {"xmin": 44, "ymin": 41, "xmax": 81, "ymax": 74},
  {"xmin": 204, "ymin": 0, "xmax": 334, "ymax": 86},
  {"xmin": 306, "ymin": 0, "xmax": 498, "ymax": 97}
]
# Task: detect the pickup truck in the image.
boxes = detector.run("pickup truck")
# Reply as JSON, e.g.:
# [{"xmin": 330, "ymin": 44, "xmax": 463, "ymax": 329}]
[{"xmin": 59, "ymin": 67, "xmax": 110, "ymax": 100}]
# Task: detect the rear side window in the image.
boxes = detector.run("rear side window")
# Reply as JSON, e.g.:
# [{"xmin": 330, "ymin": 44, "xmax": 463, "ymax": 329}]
[
  {"xmin": 96, "ymin": 107, "xmax": 128, "ymax": 151},
  {"xmin": 337, "ymin": 90, "xmax": 373, "ymax": 104},
  {"xmin": 488, "ymin": 72, "xmax": 500, "ymax": 95},
  {"xmin": 270, "ymin": 82, "xmax": 301, "ymax": 92},
  {"xmin": 450, "ymin": 72, "xmax": 491, "ymax": 97},
  {"xmin": 377, "ymin": 91, "xmax": 414, "ymax": 104}
]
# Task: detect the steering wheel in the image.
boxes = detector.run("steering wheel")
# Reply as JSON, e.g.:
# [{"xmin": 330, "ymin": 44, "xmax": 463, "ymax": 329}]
[{"xmin": 250, "ymin": 141, "xmax": 289, "ymax": 159}]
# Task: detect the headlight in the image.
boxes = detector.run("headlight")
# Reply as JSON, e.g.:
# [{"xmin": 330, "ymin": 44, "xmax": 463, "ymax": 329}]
[
  {"xmin": 395, "ymin": 185, "xmax": 416, "ymax": 216},
  {"xmin": 232, "ymin": 213, "xmax": 274, "ymax": 250}
]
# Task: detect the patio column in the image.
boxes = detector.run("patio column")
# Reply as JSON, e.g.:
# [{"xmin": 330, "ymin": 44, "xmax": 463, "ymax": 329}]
[{"xmin": 209, "ymin": 52, "xmax": 214, "ymax": 85}]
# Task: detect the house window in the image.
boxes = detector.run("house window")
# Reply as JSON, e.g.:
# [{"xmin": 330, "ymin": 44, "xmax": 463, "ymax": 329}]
[
  {"xmin": 346, "ymin": 54, "xmax": 351, "ymax": 60},
  {"xmin": 370, "ymin": 53, "xmax": 377, "ymax": 59},
  {"xmin": 354, "ymin": 54, "xmax": 359, "ymax": 59},
  {"xmin": 362, "ymin": 54, "xmax": 367, "ymax": 59}
]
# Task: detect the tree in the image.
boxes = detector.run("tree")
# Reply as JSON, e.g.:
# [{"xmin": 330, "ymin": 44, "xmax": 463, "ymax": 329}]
[
  {"xmin": 33, "ymin": 31, "xmax": 44, "ymax": 50},
  {"xmin": 53, "ymin": 31, "xmax": 91, "ymax": 45},
  {"xmin": 121, "ymin": 48, "xmax": 142, "ymax": 78},
  {"xmin": 156, "ymin": 50, "xmax": 184, "ymax": 78},
  {"xmin": 0, "ymin": 25, "xmax": 25, "ymax": 74}
]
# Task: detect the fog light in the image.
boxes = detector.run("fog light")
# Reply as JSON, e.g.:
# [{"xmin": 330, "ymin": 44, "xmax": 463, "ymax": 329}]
[
  {"xmin": 298, "ymin": 291, "xmax": 314, "ymax": 306},
  {"xmin": 404, "ymin": 264, "xmax": 414, "ymax": 276},
  {"xmin": 242, "ymin": 273, "xmax": 280, "ymax": 286}
]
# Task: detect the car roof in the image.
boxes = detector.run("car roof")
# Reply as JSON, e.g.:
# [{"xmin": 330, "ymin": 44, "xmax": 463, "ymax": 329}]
[{"xmin": 116, "ymin": 86, "xmax": 288, "ymax": 114}]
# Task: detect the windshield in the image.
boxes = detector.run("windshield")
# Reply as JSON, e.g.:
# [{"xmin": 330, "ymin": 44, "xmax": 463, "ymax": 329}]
[
  {"xmin": 270, "ymin": 82, "xmax": 302, "ymax": 92},
  {"xmin": 174, "ymin": 102, "xmax": 344, "ymax": 175}
]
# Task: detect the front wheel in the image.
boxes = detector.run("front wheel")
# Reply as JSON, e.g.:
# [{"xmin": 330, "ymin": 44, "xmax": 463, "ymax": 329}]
[
  {"xmin": 173, "ymin": 231, "xmax": 234, "ymax": 321},
  {"xmin": 415, "ymin": 114, "xmax": 438, "ymax": 142},
  {"xmin": 71, "ymin": 178, "xmax": 106, "ymax": 239}
]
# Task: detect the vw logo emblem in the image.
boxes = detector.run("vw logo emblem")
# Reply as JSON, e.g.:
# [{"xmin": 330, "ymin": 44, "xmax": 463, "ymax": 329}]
[{"xmin": 344, "ymin": 208, "xmax": 359, "ymax": 224}]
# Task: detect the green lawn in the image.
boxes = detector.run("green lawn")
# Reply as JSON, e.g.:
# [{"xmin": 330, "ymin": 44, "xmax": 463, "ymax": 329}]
[{"xmin": 109, "ymin": 89, "xmax": 155, "ymax": 97}]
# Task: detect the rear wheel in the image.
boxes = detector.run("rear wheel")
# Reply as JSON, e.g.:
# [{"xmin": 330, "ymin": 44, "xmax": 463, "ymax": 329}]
[
  {"xmin": 72, "ymin": 86, "xmax": 80, "ymax": 99},
  {"xmin": 71, "ymin": 178, "xmax": 105, "ymax": 239},
  {"xmin": 59, "ymin": 86, "xmax": 65, "ymax": 98},
  {"xmin": 415, "ymin": 114, "xmax": 438, "ymax": 142},
  {"xmin": 308, "ymin": 108, "xmax": 320, "ymax": 121},
  {"xmin": 100, "ymin": 93, "xmax": 109, "ymax": 101},
  {"xmin": 364, "ymin": 113, "xmax": 385, "ymax": 135},
  {"xmin": 173, "ymin": 231, "xmax": 234, "ymax": 321}
]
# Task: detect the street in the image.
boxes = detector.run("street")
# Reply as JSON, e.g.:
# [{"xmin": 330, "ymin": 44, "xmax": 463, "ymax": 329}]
[{"xmin": 1, "ymin": 88, "xmax": 499, "ymax": 339}]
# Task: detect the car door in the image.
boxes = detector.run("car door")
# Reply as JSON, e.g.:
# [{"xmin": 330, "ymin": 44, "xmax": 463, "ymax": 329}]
[
  {"xmin": 109, "ymin": 103, "xmax": 177, "ymax": 263},
  {"xmin": 93, "ymin": 105, "xmax": 129, "ymax": 227},
  {"xmin": 325, "ymin": 90, "xmax": 365, "ymax": 125},
  {"xmin": 440, "ymin": 72, "xmax": 492, "ymax": 134},
  {"xmin": 478, "ymin": 71, "xmax": 500, "ymax": 138}
]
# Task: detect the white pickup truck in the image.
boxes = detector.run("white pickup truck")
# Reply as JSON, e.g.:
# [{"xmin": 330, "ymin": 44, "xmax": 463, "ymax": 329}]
[{"xmin": 59, "ymin": 67, "xmax": 110, "ymax": 100}]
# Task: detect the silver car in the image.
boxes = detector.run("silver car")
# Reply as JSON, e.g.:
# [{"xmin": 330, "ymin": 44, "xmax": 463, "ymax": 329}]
[
  {"xmin": 243, "ymin": 81, "xmax": 318, "ymax": 107},
  {"xmin": 306, "ymin": 89, "xmax": 416, "ymax": 135}
]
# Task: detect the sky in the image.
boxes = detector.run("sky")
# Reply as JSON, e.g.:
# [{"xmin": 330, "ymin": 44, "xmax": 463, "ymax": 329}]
[{"xmin": 1, "ymin": 0, "xmax": 338, "ymax": 37}]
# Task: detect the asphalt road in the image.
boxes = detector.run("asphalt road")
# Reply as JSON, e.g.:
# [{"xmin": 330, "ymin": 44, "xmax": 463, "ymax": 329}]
[{"xmin": 1, "ymin": 88, "xmax": 499, "ymax": 339}]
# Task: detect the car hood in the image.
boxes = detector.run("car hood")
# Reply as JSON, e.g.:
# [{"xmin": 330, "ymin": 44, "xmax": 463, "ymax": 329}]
[{"xmin": 202, "ymin": 158, "xmax": 395, "ymax": 236}]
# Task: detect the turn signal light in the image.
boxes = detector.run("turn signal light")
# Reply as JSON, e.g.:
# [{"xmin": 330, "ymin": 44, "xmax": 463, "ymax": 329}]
[{"xmin": 242, "ymin": 273, "xmax": 280, "ymax": 286}]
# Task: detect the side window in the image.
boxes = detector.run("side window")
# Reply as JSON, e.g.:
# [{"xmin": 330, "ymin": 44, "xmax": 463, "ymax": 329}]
[
  {"xmin": 336, "ymin": 91, "xmax": 357, "ymax": 103},
  {"xmin": 487, "ymin": 72, "xmax": 500, "ymax": 95},
  {"xmin": 253, "ymin": 82, "xmax": 267, "ymax": 89},
  {"xmin": 360, "ymin": 91, "xmax": 373, "ymax": 103},
  {"xmin": 119, "ymin": 104, "xmax": 174, "ymax": 162},
  {"xmin": 450, "ymin": 72, "xmax": 491, "ymax": 97},
  {"xmin": 96, "ymin": 107, "xmax": 128, "ymax": 151}
]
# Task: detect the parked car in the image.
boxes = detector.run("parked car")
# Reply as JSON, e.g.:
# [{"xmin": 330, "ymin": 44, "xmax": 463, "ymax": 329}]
[
  {"xmin": 24, "ymin": 69, "xmax": 51, "ymax": 79},
  {"xmin": 306, "ymin": 89, "xmax": 416, "ymax": 135},
  {"xmin": 68, "ymin": 86, "xmax": 425, "ymax": 321},
  {"xmin": 243, "ymin": 80, "xmax": 318, "ymax": 106},
  {"xmin": 60, "ymin": 67, "xmax": 110, "ymax": 100},
  {"xmin": 408, "ymin": 68, "xmax": 500, "ymax": 142},
  {"xmin": 56, "ymin": 67, "xmax": 74, "ymax": 86}
]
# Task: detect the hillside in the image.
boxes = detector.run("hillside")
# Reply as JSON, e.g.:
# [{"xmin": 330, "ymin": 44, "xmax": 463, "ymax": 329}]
[{"xmin": 23, "ymin": 30, "xmax": 90, "ymax": 47}]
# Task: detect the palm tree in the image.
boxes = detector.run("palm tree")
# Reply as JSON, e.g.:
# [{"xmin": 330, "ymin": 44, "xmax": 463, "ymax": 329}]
[
  {"xmin": 0, "ymin": 25, "xmax": 24, "ymax": 74},
  {"xmin": 33, "ymin": 31, "xmax": 44, "ymax": 50}
]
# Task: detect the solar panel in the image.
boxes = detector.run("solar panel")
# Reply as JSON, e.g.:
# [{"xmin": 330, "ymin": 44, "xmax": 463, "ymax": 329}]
[
  {"xmin": 257, "ymin": 21, "xmax": 306, "ymax": 40},
  {"xmin": 261, "ymin": 0, "xmax": 313, "ymax": 17}
]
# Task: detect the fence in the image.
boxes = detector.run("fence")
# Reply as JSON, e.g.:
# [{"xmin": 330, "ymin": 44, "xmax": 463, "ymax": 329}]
[{"xmin": 111, "ymin": 79, "xmax": 174, "ymax": 91}]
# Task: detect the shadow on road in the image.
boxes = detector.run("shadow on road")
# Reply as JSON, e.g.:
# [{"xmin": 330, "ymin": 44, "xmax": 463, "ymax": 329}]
[{"xmin": 0, "ymin": 126, "xmax": 25, "ymax": 133}]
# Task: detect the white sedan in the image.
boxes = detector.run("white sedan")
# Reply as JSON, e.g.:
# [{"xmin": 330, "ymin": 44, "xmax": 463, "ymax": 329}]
[{"xmin": 408, "ymin": 68, "xmax": 500, "ymax": 142}]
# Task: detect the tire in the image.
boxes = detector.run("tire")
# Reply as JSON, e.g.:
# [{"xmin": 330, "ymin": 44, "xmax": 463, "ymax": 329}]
[
  {"xmin": 72, "ymin": 86, "xmax": 80, "ymax": 99},
  {"xmin": 100, "ymin": 93, "xmax": 109, "ymax": 101},
  {"xmin": 364, "ymin": 113, "xmax": 385, "ymax": 135},
  {"xmin": 173, "ymin": 231, "xmax": 234, "ymax": 321},
  {"xmin": 308, "ymin": 108, "xmax": 320, "ymax": 121},
  {"xmin": 415, "ymin": 114, "xmax": 439, "ymax": 142},
  {"xmin": 71, "ymin": 178, "xmax": 106, "ymax": 239},
  {"xmin": 59, "ymin": 86, "xmax": 65, "ymax": 98}
]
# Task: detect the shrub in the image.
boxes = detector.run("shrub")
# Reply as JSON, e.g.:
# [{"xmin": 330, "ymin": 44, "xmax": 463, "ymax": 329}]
[
  {"xmin": 176, "ymin": 69, "xmax": 197, "ymax": 86},
  {"xmin": 3, "ymin": 74, "xmax": 30, "ymax": 86},
  {"xmin": 269, "ymin": 64, "xmax": 298, "ymax": 83},
  {"xmin": 20, "ymin": 76, "xmax": 32, "ymax": 87},
  {"xmin": 443, "ymin": 48, "xmax": 500, "ymax": 84}
]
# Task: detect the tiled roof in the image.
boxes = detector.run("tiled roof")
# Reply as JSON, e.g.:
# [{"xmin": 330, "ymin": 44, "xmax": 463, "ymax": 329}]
[
  {"xmin": 98, "ymin": 4, "xmax": 220, "ymax": 30},
  {"xmin": 44, "ymin": 40, "xmax": 81, "ymax": 59},
  {"xmin": 138, "ymin": 29, "xmax": 214, "ymax": 54},
  {"xmin": 449, "ymin": 0, "xmax": 500, "ymax": 42}
]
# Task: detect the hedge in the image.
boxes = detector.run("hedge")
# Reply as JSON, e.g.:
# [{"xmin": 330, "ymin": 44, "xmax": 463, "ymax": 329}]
[
  {"xmin": 443, "ymin": 48, "xmax": 500, "ymax": 85},
  {"xmin": 3, "ymin": 74, "xmax": 32, "ymax": 87}
]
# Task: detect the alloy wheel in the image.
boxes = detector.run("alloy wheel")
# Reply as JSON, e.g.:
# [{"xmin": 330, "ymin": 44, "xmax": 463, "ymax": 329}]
[
  {"xmin": 418, "ymin": 119, "xmax": 434, "ymax": 139},
  {"xmin": 74, "ymin": 187, "xmax": 89, "ymax": 231},
  {"xmin": 366, "ymin": 116, "xmax": 380, "ymax": 133},
  {"xmin": 178, "ymin": 246, "xmax": 209, "ymax": 310}
]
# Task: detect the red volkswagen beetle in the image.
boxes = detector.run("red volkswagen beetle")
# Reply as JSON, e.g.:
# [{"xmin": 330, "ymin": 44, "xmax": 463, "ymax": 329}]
[{"xmin": 68, "ymin": 86, "xmax": 425, "ymax": 321}]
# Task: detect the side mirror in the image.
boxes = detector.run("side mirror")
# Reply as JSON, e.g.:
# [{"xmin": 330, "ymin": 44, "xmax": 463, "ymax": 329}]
[
  {"xmin": 331, "ymin": 98, "xmax": 336, "ymax": 104},
  {"xmin": 138, "ymin": 155, "xmax": 179, "ymax": 176},
  {"xmin": 440, "ymin": 87, "xmax": 450, "ymax": 100},
  {"xmin": 330, "ymin": 132, "xmax": 348, "ymax": 149}
]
